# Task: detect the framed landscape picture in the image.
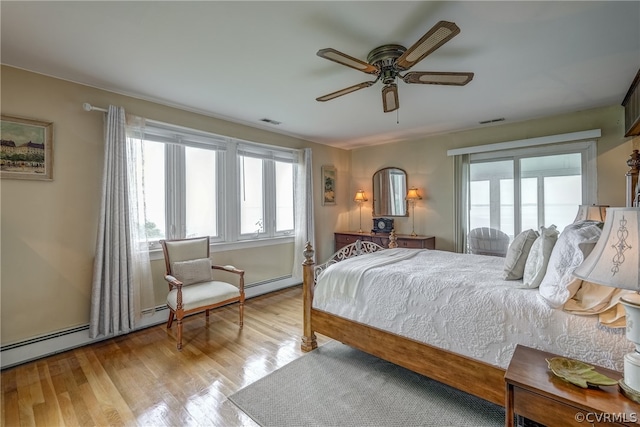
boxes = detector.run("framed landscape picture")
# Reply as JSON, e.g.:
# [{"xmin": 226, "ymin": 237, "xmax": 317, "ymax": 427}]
[
  {"xmin": 1, "ymin": 115, "xmax": 53, "ymax": 181},
  {"xmin": 321, "ymin": 165, "xmax": 336, "ymax": 205}
]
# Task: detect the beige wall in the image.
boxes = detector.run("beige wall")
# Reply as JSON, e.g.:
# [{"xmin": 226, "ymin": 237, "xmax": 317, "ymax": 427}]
[
  {"xmin": 1, "ymin": 66, "xmax": 350, "ymax": 344},
  {"xmin": 350, "ymin": 105, "xmax": 637, "ymax": 251},
  {"xmin": 2, "ymin": 64, "xmax": 636, "ymax": 346}
]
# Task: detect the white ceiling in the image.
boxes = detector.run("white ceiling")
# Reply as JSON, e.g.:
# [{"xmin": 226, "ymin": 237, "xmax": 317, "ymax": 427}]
[{"xmin": 2, "ymin": 1, "xmax": 639, "ymax": 150}]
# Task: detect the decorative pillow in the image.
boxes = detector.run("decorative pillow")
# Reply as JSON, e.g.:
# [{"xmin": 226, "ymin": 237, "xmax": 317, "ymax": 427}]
[
  {"xmin": 172, "ymin": 258, "xmax": 212, "ymax": 285},
  {"xmin": 503, "ymin": 229, "xmax": 539, "ymax": 280},
  {"xmin": 538, "ymin": 220, "xmax": 602, "ymax": 308},
  {"xmin": 522, "ymin": 225, "xmax": 559, "ymax": 289}
]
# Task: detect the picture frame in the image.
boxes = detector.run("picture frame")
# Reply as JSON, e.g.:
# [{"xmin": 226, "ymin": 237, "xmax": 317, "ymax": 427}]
[
  {"xmin": 321, "ymin": 165, "xmax": 336, "ymax": 206},
  {"xmin": 1, "ymin": 115, "xmax": 53, "ymax": 181}
]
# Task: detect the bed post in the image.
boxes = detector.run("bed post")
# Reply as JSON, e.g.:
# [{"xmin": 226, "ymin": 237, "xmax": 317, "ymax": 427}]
[
  {"xmin": 301, "ymin": 241, "xmax": 318, "ymax": 352},
  {"xmin": 627, "ymin": 150, "xmax": 640, "ymax": 207}
]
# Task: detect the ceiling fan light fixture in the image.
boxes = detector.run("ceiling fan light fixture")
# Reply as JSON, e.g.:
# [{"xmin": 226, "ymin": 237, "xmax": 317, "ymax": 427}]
[{"xmin": 382, "ymin": 84, "xmax": 399, "ymax": 113}]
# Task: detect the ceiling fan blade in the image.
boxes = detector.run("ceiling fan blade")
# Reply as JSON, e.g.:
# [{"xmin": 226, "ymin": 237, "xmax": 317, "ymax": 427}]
[
  {"xmin": 382, "ymin": 84, "xmax": 399, "ymax": 113},
  {"xmin": 316, "ymin": 81, "xmax": 375, "ymax": 102},
  {"xmin": 396, "ymin": 21, "xmax": 460, "ymax": 70},
  {"xmin": 317, "ymin": 48, "xmax": 379, "ymax": 74},
  {"xmin": 402, "ymin": 71, "xmax": 474, "ymax": 85}
]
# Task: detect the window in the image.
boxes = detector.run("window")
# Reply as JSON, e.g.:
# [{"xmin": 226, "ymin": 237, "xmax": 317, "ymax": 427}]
[
  {"xmin": 130, "ymin": 121, "xmax": 298, "ymax": 247},
  {"xmin": 468, "ymin": 142, "xmax": 595, "ymax": 240}
]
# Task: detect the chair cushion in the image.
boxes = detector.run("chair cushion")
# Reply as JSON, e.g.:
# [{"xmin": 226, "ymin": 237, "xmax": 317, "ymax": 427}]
[
  {"xmin": 172, "ymin": 258, "xmax": 212, "ymax": 285},
  {"xmin": 167, "ymin": 281, "xmax": 240, "ymax": 312}
]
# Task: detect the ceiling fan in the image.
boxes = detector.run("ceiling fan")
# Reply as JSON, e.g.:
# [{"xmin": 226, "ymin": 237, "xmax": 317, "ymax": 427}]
[{"xmin": 315, "ymin": 21, "xmax": 474, "ymax": 113}]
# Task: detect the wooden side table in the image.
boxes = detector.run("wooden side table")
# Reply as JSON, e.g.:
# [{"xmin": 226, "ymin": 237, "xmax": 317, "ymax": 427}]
[
  {"xmin": 334, "ymin": 231, "xmax": 435, "ymax": 252},
  {"xmin": 505, "ymin": 345, "xmax": 640, "ymax": 426}
]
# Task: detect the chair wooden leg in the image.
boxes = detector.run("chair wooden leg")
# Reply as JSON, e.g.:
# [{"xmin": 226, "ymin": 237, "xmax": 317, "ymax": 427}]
[
  {"xmin": 239, "ymin": 300, "xmax": 244, "ymax": 328},
  {"xmin": 167, "ymin": 310, "xmax": 175, "ymax": 329},
  {"xmin": 176, "ymin": 317, "xmax": 183, "ymax": 351},
  {"xmin": 205, "ymin": 309, "xmax": 210, "ymax": 318}
]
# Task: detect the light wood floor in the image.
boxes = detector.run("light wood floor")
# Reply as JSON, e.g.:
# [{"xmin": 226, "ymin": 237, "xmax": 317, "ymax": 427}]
[{"xmin": 1, "ymin": 286, "xmax": 329, "ymax": 427}]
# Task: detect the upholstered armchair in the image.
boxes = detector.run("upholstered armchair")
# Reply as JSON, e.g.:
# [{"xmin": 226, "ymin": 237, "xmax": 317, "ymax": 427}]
[
  {"xmin": 468, "ymin": 227, "xmax": 510, "ymax": 257},
  {"xmin": 160, "ymin": 236, "xmax": 245, "ymax": 350}
]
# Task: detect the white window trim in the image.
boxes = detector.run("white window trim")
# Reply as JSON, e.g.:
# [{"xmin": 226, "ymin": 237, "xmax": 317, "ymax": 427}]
[
  {"xmin": 469, "ymin": 140, "xmax": 598, "ymax": 204},
  {"xmin": 447, "ymin": 129, "xmax": 601, "ymax": 157},
  {"xmin": 138, "ymin": 119, "xmax": 300, "ymax": 249}
]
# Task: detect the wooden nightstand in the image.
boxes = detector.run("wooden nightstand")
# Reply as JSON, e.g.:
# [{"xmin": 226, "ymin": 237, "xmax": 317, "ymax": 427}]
[
  {"xmin": 334, "ymin": 231, "xmax": 435, "ymax": 252},
  {"xmin": 505, "ymin": 345, "xmax": 640, "ymax": 426}
]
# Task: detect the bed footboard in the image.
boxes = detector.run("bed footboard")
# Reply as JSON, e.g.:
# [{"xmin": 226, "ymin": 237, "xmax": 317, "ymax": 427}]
[
  {"xmin": 301, "ymin": 237, "xmax": 389, "ymax": 351},
  {"xmin": 300, "ymin": 238, "xmax": 505, "ymax": 406}
]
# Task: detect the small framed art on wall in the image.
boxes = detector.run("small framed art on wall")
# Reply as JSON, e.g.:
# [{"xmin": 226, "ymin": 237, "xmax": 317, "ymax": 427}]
[
  {"xmin": 1, "ymin": 115, "xmax": 53, "ymax": 181},
  {"xmin": 321, "ymin": 165, "xmax": 336, "ymax": 205}
]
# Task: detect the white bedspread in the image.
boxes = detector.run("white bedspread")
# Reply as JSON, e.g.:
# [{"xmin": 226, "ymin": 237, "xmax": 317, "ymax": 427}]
[
  {"xmin": 313, "ymin": 249, "xmax": 633, "ymax": 371},
  {"xmin": 314, "ymin": 248, "xmax": 421, "ymax": 303}
]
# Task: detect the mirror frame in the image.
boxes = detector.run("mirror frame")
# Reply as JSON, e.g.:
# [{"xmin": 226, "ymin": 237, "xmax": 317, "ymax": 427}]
[{"xmin": 372, "ymin": 167, "xmax": 408, "ymax": 217}]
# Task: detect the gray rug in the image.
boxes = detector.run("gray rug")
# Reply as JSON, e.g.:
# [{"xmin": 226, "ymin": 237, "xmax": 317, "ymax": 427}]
[{"xmin": 229, "ymin": 341, "xmax": 504, "ymax": 427}]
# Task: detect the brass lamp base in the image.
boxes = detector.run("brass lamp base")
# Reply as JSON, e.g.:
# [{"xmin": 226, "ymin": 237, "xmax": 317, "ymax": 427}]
[{"xmin": 619, "ymin": 379, "xmax": 640, "ymax": 403}]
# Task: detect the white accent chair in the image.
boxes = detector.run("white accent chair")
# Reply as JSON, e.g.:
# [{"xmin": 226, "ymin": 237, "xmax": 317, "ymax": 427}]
[
  {"xmin": 160, "ymin": 236, "xmax": 245, "ymax": 350},
  {"xmin": 468, "ymin": 227, "xmax": 510, "ymax": 257}
]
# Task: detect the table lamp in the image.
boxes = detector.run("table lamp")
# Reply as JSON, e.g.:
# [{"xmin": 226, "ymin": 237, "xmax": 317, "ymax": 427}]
[
  {"xmin": 354, "ymin": 190, "xmax": 368, "ymax": 233},
  {"xmin": 573, "ymin": 207, "xmax": 640, "ymax": 402},
  {"xmin": 405, "ymin": 187, "xmax": 422, "ymax": 237},
  {"xmin": 573, "ymin": 204, "xmax": 609, "ymax": 223}
]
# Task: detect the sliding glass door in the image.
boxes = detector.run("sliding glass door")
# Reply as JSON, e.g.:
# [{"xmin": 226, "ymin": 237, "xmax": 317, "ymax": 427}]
[{"xmin": 469, "ymin": 148, "xmax": 589, "ymax": 241}]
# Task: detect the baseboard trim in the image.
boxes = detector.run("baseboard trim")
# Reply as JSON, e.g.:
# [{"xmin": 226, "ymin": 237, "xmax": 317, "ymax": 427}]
[{"xmin": 0, "ymin": 277, "xmax": 301, "ymax": 370}]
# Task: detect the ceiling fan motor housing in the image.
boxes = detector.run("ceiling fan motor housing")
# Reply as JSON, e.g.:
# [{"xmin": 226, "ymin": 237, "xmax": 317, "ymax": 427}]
[{"xmin": 367, "ymin": 44, "xmax": 406, "ymax": 84}]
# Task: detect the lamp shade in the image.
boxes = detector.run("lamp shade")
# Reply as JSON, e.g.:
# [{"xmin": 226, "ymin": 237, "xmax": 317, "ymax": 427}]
[
  {"xmin": 573, "ymin": 204, "xmax": 609, "ymax": 223},
  {"xmin": 405, "ymin": 187, "xmax": 422, "ymax": 201},
  {"xmin": 573, "ymin": 207, "xmax": 640, "ymax": 291},
  {"xmin": 354, "ymin": 189, "xmax": 368, "ymax": 203}
]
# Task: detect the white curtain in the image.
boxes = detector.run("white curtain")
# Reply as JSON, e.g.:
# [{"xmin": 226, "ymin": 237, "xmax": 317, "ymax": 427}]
[
  {"xmin": 453, "ymin": 153, "xmax": 470, "ymax": 253},
  {"xmin": 292, "ymin": 148, "xmax": 315, "ymax": 279},
  {"xmin": 89, "ymin": 106, "xmax": 154, "ymax": 338}
]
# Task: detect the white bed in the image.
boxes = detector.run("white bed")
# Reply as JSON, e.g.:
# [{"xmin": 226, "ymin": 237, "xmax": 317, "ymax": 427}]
[
  {"xmin": 302, "ymin": 154, "xmax": 640, "ymax": 406},
  {"xmin": 313, "ymin": 248, "xmax": 634, "ymax": 371}
]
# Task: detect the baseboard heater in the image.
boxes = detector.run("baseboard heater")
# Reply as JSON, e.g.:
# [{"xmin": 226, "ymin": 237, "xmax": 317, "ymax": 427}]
[{"xmin": 0, "ymin": 276, "xmax": 300, "ymax": 370}]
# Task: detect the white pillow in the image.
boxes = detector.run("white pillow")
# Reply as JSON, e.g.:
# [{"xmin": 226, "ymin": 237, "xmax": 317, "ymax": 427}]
[
  {"xmin": 522, "ymin": 225, "xmax": 559, "ymax": 289},
  {"xmin": 172, "ymin": 258, "xmax": 212, "ymax": 285},
  {"xmin": 503, "ymin": 229, "xmax": 539, "ymax": 280},
  {"xmin": 538, "ymin": 221, "xmax": 602, "ymax": 308}
]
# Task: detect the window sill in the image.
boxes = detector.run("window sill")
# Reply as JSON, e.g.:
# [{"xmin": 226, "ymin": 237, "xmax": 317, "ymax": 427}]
[{"xmin": 148, "ymin": 235, "xmax": 295, "ymax": 261}]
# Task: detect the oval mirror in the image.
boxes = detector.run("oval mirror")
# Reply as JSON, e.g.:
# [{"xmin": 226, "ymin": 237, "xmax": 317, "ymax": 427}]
[{"xmin": 372, "ymin": 167, "xmax": 408, "ymax": 217}]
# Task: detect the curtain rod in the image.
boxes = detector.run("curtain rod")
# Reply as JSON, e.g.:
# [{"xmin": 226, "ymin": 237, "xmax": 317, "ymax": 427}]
[{"xmin": 82, "ymin": 103, "xmax": 108, "ymax": 113}]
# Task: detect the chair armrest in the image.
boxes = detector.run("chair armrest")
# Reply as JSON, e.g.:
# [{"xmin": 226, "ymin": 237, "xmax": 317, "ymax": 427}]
[
  {"xmin": 164, "ymin": 275, "xmax": 183, "ymax": 289},
  {"xmin": 212, "ymin": 265, "xmax": 245, "ymax": 275},
  {"xmin": 211, "ymin": 265, "xmax": 245, "ymax": 293}
]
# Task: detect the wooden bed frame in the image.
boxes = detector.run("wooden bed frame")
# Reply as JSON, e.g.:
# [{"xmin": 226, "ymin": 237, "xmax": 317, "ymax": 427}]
[
  {"xmin": 300, "ymin": 233, "xmax": 506, "ymax": 406},
  {"xmin": 301, "ymin": 150, "xmax": 638, "ymax": 407}
]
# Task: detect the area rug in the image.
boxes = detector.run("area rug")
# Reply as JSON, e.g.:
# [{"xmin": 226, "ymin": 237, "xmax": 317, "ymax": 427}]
[{"xmin": 228, "ymin": 341, "xmax": 504, "ymax": 427}]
